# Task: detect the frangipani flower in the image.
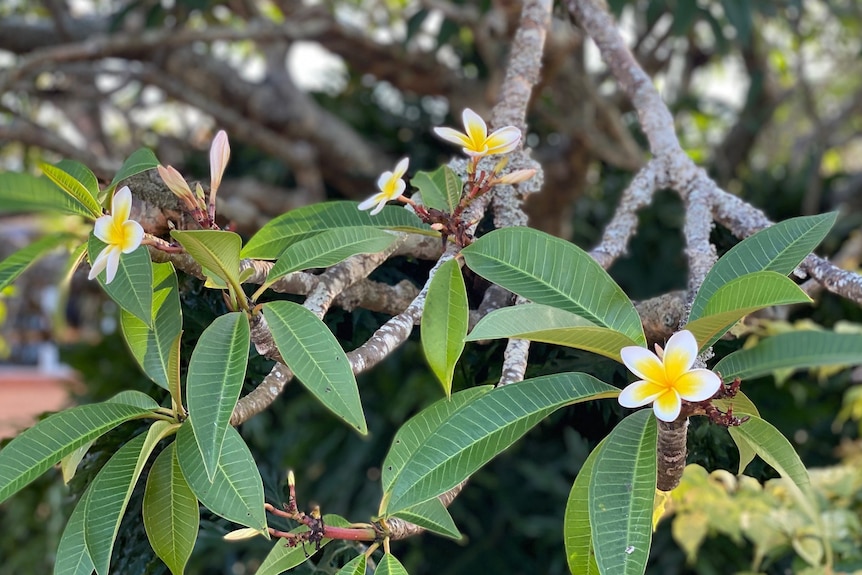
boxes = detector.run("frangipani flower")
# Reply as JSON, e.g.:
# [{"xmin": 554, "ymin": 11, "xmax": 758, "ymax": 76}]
[
  {"xmin": 358, "ymin": 157, "xmax": 409, "ymax": 215},
  {"xmin": 618, "ymin": 330, "xmax": 721, "ymax": 422},
  {"xmin": 433, "ymin": 108, "xmax": 521, "ymax": 158},
  {"xmin": 88, "ymin": 186, "xmax": 144, "ymax": 284}
]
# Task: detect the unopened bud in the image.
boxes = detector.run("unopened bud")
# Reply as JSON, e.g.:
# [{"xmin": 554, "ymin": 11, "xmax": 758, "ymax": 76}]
[
  {"xmin": 492, "ymin": 157, "xmax": 509, "ymax": 175},
  {"xmin": 495, "ymin": 169, "xmax": 536, "ymax": 185},
  {"xmin": 224, "ymin": 527, "xmax": 262, "ymax": 541},
  {"xmin": 287, "ymin": 470, "xmax": 295, "ymax": 487},
  {"xmin": 209, "ymin": 130, "xmax": 230, "ymax": 196},
  {"xmin": 430, "ymin": 223, "xmax": 445, "ymax": 231}
]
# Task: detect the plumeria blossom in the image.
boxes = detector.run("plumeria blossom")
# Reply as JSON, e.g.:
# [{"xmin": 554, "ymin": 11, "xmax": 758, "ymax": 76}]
[
  {"xmin": 88, "ymin": 186, "xmax": 144, "ymax": 284},
  {"xmin": 358, "ymin": 157, "xmax": 409, "ymax": 215},
  {"xmin": 618, "ymin": 330, "xmax": 722, "ymax": 422},
  {"xmin": 433, "ymin": 108, "xmax": 521, "ymax": 158}
]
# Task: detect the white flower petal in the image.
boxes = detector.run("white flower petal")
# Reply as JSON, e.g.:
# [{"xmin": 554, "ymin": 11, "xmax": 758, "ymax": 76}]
[
  {"xmin": 358, "ymin": 194, "xmax": 383, "ymax": 211},
  {"xmin": 620, "ymin": 346, "xmax": 665, "ymax": 384},
  {"xmin": 652, "ymin": 390, "xmax": 682, "ymax": 422},
  {"xmin": 675, "ymin": 369, "xmax": 722, "ymax": 402},
  {"xmin": 392, "ymin": 157, "xmax": 410, "ymax": 178},
  {"xmin": 369, "ymin": 200, "xmax": 387, "ymax": 215},
  {"xmin": 433, "ymin": 126, "xmax": 472, "ymax": 148},
  {"xmin": 485, "ymin": 126, "xmax": 521, "ymax": 155},
  {"xmin": 111, "ymin": 186, "xmax": 133, "ymax": 223},
  {"xmin": 663, "ymin": 330, "xmax": 699, "ymax": 378},
  {"xmin": 120, "ymin": 220, "xmax": 145, "ymax": 253},
  {"xmin": 377, "ymin": 171, "xmax": 395, "ymax": 191},
  {"xmin": 93, "ymin": 214, "xmax": 113, "ymax": 243},
  {"xmin": 88, "ymin": 246, "xmax": 111, "ymax": 280},
  {"xmin": 461, "ymin": 108, "xmax": 488, "ymax": 146},
  {"xmin": 618, "ymin": 380, "xmax": 666, "ymax": 408},
  {"xmin": 104, "ymin": 247, "xmax": 122, "ymax": 284}
]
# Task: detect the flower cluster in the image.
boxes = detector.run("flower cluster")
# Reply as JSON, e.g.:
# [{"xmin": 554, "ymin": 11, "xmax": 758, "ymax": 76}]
[
  {"xmin": 89, "ymin": 186, "xmax": 144, "ymax": 284},
  {"xmin": 358, "ymin": 108, "xmax": 524, "ymax": 216},
  {"xmin": 618, "ymin": 330, "xmax": 721, "ymax": 422}
]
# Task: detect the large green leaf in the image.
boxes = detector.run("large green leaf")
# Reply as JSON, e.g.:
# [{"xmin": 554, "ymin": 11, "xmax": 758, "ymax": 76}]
[
  {"xmin": 88, "ymin": 235, "xmax": 153, "ymax": 325},
  {"xmin": 187, "ymin": 312, "xmax": 249, "ymax": 481},
  {"xmin": 684, "ymin": 271, "xmax": 811, "ymax": 349},
  {"xmin": 335, "ymin": 554, "xmax": 367, "ymax": 575},
  {"xmin": 170, "ymin": 230, "xmax": 242, "ymax": 293},
  {"xmin": 413, "ymin": 165, "xmax": 462, "ymax": 213},
  {"xmin": 0, "ymin": 402, "xmax": 153, "ymax": 504},
  {"xmin": 143, "ymin": 443, "xmax": 199, "ymax": 575},
  {"xmin": 421, "ymin": 258, "xmax": 468, "ymax": 397},
  {"xmin": 713, "ymin": 331, "xmax": 862, "ymax": 382},
  {"xmin": 0, "ymin": 172, "xmax": 97, "ymax": 217},
  {"xmin": 564, "ymin": 438, "xmax": 606, "ymax": 575},
  {"xmin": 85, "ymin": 421, "xmax": 176, "ymax": 575},
  {"xmin": 728, "ymin": 416, "xmax": 817, "ymax": 520},
  {"xmin": 262, "ymin": 301, "xmax": 367, "ymax": 434},
  {"xmin": 462, "ymin": 228, "xmax": 645, "ymax": 344},
  {"xmin": 392, "ymin": 497, "xmax": 461, "ymax": 540},
  {"xmin": 54, "ymin": 486, "xmax": 96, "ymax": 575},
  {"xmin": 265, "ymin": 226, "xmax": 397, "ymax": 284},
  {"xmin": 381, "ymin": 386, "xmax": 490, "ymax": 494},
  {"xmin": 0, "ymin": 232, "xmax": 74, "ymax": 291},
  {"xmin": 108, "ymin": 147, "xmax": 160, "ymax": 193},
  {"xmin": 381, "ymin": 373, "xmax": 618, "ymax": 515},
  {"xmin": 376, "ymin": 554, "xmax": 410, "ymax": 575},
  {"xmin": 40, "ymin": 162, "xmax": 103, "ymax": 218},
  {"xmin": 589, "ymin": 410, "xmax": 657, "ymax": 575},
  {"xmin": 241, "ymin": 201, "xmax": 432, "ymax": 259},
  {"xmin": 54, "ymin": 160, "xmax": 100, "ymax": 199},
  {"xmin": 690, "ymin": 213, "xmax": 836, "ymax": 320},
  {"xmin": 466, "ymin": 303, "xmax": 639, "ymax": 362},
  {"xmin": 121, "ymin": 262, "xmax": 182, "ymax": 390},
  {"xmin": 255, "ymin": 515, "xmax": 349, "ymax": 575},
  {"xmin": 175, "ymin": 423, "xmax": 266, "ymax": 531}
]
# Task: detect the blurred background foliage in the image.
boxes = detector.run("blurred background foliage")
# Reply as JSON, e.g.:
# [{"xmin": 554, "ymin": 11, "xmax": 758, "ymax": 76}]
[{"xmin": 1, "ymin": 0, "xmax": 862, "ymax": 573}]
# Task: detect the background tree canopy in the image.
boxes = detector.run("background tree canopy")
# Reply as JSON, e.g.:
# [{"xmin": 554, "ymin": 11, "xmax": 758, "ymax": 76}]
[{"xmin": 1, "ymin": 0, "xmax": 862, "ymax": 574}]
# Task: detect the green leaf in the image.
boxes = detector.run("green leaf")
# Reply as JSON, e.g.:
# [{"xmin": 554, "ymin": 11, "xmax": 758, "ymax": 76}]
[
  {"xmin": 39, "ymin": 162, "xmax": 103, "ymax": 218},
  {"xmin": 589, "ymin": 410, "xmax": 657, "ymax": 575},
  {"xmin": 88, "ymin": 235, "xmax": 153, "ymax": 325},
  {"xmin": 54, "ymin": 486, "xmax": 96, "ymax": 575},
  {"xmin": 728, "ymin": 416, "xmax": 816, "ymax": 520},
  {"xmin": 0, "ymin": 402, "xmax": 153, "ymax": 504},
  {"xmin": 241, "ymin": 201, "xmax": 432, "ymax": 259},
  {"xmin": 108, "ymin": 147, "xmax": 160, "ymax": 193},
  {"xmin": 256, "ymin": 515, "xmax": 349, "ymax": 575},
  {"xmin": 59, "ymin": 391, "xmax": 159, "ymax": 484},
  {"xmin": 392, "ymin": 497, "xmax": 461, "ymax": 540},
  {"xmin": 713, "ymin": 331, "xmax": 862, "ymax": 382},
  {"xmin": 684, "ymin": 271, "xmax": 811, "ymax": 349},
  {"xmin": 690, "ymin": 213, "xmax": 836, "ymax": 320},
  {"xmin": 462, "ymin": 228, "xmax": 645, "ymax": 344},
  {"xmin": 466, "ymin": 303, "xmax": 639, "ymax": 362},
  {"xmin": 564, "ymin": 438, "xmax": 606, "ymax": 575},
  {"xmin": 262, "ymin": 301, "xmax": 367, "ymax": 434},
  {"xmin": 187, "ymin": 312, "xmax": 249, "ymax": 481},
  {"xmin": 266, "ymin": 226, "xmax": 397, "ymax": 284},
  {"xmin": 381, "ymin": 386, "xmax": 491, "ymax": 494},
  {"xmin": 120, "ymin": 262, "xmax": 182, "ymax": 390},
  {"xmin": 0, "ymin": 232, "xmax": 74, "ymax": 291},
  {"xmin": 381, "ymin": 373, "xmax": 618, "ymax": 515},
  {"xmin": 54, "ymin": 160, "xmax": 100, "ymax": 199},
  {"xmin": 421, "ymin": 258, "xmax": 468, "ymax": 397},
  {"xmin": 413, "ymin": 166, "xmax": 462, "ymax": 213},
  {"xmin": 85, "ymin": 421, "xmax": 176, "ymax": 575},
  {"xmin": 143, "ymin": 443, "xmax": 199, "ymax": 575},
  {"xmin": 336, "ymin": 554, "xmax": 367, "ymax": 575},
  {"xmin": 171, "ymin": 230, "xmax": 242, "ymax": 293},
  {"xmin": 0, "ymin": 172, "xmax": 97, "ymax": 217},
  {"xmin": 175, "ymin": 423, "xmax": 266, "ymax": 531},
  {"xmin": 376, "ymin": 553, "xmax": 410, "ymax": 575}
]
